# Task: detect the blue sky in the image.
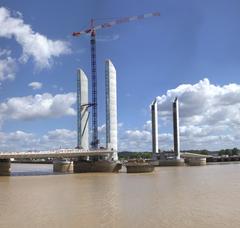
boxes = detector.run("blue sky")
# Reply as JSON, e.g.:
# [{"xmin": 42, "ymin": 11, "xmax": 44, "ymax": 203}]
[{"xmin": 1, "ymin": 0, "xmax": 240, "ymax": 151}]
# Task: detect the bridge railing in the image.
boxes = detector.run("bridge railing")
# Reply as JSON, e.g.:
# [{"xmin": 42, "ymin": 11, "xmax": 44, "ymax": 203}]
[{"xmin": 0, "ymin": 148, "xmax": 114, "ymax": 159}]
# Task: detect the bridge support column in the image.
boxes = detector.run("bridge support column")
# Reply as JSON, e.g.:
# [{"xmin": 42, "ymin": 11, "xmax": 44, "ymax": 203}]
[
  {"xmin": 0, "ymin": 159, "xmax": 11, "ymax": 176},
  {"xmin": 73, "ymin": 156, "xmax": 122, "ymax": 173},
  {"xmin": 53, "ymin": 159, "xmax": 73, "ymax": 173},
  {"xmin": 187, "ymin": 157, "xmax": 207, "ymax": 166}
]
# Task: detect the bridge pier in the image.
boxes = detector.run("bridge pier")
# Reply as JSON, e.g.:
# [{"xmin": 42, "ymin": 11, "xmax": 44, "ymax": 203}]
[
  {"xmin": 158, "ymin": 159, "xmax": 185, "ymax": 166},
  {"xmin": 0, "ymin": 159, "xmax": 11, "ymax": 176},
  {"xmin": 53, "ymin": 159, "xmax": 73, "ymax": 173},
  {"xmin": 187, "ymin": 157, "xmax": 207, "ymax": 166},
  {"xmin": 73, "ymin": 156, "xmax": 122, "ymax": 173}
]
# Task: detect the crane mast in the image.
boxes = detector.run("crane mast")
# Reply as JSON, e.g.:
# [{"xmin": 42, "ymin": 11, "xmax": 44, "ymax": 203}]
[
  {"xmin": 90, "ymin": 28, "xmax": 99, "ymax": 148},
  {"xmin": 73, "ymin": 12, "xmax": 160, "ymax": 150}
]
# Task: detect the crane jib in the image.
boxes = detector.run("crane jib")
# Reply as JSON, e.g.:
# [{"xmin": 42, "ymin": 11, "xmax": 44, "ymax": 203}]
[
  {"xmin": 102, "ymin": 23, "xmax": 112, "ymax": 29},
  {"xmin": 73, "ymin": 12, "xmax": 160, "ymax": 35}
]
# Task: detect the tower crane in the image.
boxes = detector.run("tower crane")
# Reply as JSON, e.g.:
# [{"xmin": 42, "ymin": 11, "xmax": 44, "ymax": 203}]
[{"xmin": 73, "ymin": 12, "xmax": 160, "ymax": 149}]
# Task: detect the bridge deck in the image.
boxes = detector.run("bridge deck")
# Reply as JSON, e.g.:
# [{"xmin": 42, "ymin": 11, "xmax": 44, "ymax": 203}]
[{"xmin": 0, "ymin": 149, "xmax": 113, "ymax": 159}]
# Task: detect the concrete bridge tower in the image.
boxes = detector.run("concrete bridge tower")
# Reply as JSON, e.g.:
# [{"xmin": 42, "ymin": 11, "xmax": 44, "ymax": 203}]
[
  {"xmin": 105, "ymin": 59, "xmax": 118, "ymax": 161},
  {"xmin": 151, "ymin": 99, "xmax": 159, "ymax": 156},
  {"xmin": 173, "ymin": 97, "xmax": 180, "ymax": 160},
  {"xmin": 77, "ymin": 69, "xmax": 89, "ymax": 150}
]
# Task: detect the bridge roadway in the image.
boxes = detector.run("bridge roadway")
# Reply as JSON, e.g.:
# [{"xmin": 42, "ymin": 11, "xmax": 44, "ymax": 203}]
[{"xmin": 0, "ymin": 149, "xmax": 113, "ymax": 159}]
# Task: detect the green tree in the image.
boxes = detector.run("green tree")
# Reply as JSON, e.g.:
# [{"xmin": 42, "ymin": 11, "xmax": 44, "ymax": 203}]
[{"xmin": 232, "ymin": 148, "xmax": 239, "ymax": 156}]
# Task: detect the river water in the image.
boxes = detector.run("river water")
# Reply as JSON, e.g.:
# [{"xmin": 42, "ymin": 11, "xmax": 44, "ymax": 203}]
[{"xmin": 0, "ymin": 163, "xmax": 240, "ymax": 228}]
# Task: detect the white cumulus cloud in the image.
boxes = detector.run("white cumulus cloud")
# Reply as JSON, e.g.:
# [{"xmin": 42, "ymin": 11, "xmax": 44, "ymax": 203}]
[
  {"xmin": 0, "ymin": 7, "xmax": 71, "ymax": 69},
  {"xmin": 0, "ymin": 92, "xmax": 76, "ymax": 122},
  {"xmin": 156, "ymin": 78, "xmax": 240, "ymax": 125},
  {"xmin": 0, "ymin": 49, "xmax": 17, "ymax": 81},
  {"xmin": 0, "ymin": 130, "xmax": 38, "ymax": 151},
  {"xmin": 28, "ymin": 81, "xmax": 42, "ymax": 90},
  {"xmin": 155, "ymin": 78, "xmax": 240, "ymax": 150},
  {"xmin": 43, "ymin": 128, "xmax": 76, "ymax": 141},
  {"xmin": 42, "ymin": 129, "xmax": 76, "ymax": 149},
  {"xmin": 0, "ymin": 129, "xmax": 77, "ymax": 151}
]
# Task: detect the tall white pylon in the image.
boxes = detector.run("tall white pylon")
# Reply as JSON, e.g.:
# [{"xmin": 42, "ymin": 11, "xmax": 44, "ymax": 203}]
[
  {"xmin": 77, "ymin": 69, "xmax": 89, "ymax": 150},
  {"xmin": 173, "ymin": 97, "xmax": 180, "ymax": 159},
  {"xmin": 105, "ymin": 59, "xmax": 118, "ymax": 161},
  {"xmin": 151, "ymin": 99, "xmax": 159, "ymax": 155}
]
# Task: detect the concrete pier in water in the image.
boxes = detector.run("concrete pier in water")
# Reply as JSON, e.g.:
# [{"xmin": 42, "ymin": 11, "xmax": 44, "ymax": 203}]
[
  {"xmin": 73, "ymin": 159, "xmax": 122, "ymax": 173},
  {"xmin": 159, "ymin": 159, "xmax": 185, "ymax": 166},
  {"xmin": 53, "ymin": 159, "xmax": 73, "ymax": 173},
  {"xmin": 0, "ymin": 159, "xmax": 11, "ymax": 176},
  {"xmin": 187, "ymin": 157, "xmax": 207, "ymax": 166}
]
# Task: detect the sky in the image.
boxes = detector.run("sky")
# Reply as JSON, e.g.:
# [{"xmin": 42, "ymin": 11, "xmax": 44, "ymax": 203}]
[{"xmin": 1, "ymin": 0, "xmax": 240, "ymax": 152}]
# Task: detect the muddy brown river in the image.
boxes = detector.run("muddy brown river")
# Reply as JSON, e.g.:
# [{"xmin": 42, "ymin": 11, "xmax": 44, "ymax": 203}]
[{"xmin": 0, "ymin": 163, "xmax": 240, "ymax": 228}]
